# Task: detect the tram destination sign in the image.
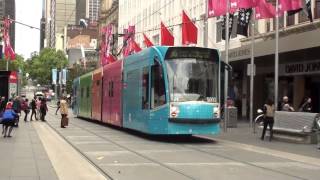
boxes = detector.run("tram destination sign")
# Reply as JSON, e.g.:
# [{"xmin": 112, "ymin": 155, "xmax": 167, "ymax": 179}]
[
  {"xmin": 165, "ymin": 47, "xmax": 219, "ymax": 61},
  {"xmin": 280, "ymin": 60, "xmax": 320, "ymax": 76}
]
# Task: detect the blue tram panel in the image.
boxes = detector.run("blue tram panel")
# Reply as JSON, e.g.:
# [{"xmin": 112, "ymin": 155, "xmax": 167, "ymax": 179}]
[{"xmin": 123, "ymin": 46, "xmax": 221, "ymax": 135}]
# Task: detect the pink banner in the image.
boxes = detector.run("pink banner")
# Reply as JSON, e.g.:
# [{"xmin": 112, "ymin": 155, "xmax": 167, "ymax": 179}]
[
  {"xmin": 208, "ymin": 0, "xmax": 240, "ymax": 17},
  {"xmin": 238, "ymin": 0, "xmax": 259, "ymax": 8},
  {"xmin": 279, "ymin": 0, "xmax": 302, "ymax": 12},
  {"xmin": 255, "ymin": 0, "xmax": 276, "ymax": 19}
]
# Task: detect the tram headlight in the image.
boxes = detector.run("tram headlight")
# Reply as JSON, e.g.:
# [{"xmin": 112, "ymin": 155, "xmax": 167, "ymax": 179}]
[
  {"xmin": 213, "ymin": 105, "xmax": 220, "ymax": 118},
  {"xmin": 170, "ymin": 104, "xmax": 180, "ymax": 118}
]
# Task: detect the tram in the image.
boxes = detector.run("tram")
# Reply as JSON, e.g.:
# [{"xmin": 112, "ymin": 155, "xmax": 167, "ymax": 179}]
[{"xmin": 73, "ymin": 46, "xmax": 222, "ymax": 135}]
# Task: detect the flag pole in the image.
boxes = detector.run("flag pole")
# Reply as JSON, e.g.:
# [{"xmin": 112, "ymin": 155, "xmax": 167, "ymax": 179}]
[
  {"xmin": 250, "ymin": 9, "xmax": 255, "ymax": 132},
  {"xmin": 204, "ymin": 0, "xmax": 208, "ymax": 48},
  {"xmin": 275, "ymin": 0, "xmax": 279, "ymax": 111},
  {"xmin": 224, "ymin": 0, "xmax": 230, "ymax": 132}
]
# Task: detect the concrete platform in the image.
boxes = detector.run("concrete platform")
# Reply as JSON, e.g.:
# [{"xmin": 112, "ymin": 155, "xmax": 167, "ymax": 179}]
[
  {"xmin": 45, "ymin": 107, "xmax": 320, "ymax": 180},
  {"xmin": 0, "ymin": 120, "xmax": 59, "ymax": 180}
]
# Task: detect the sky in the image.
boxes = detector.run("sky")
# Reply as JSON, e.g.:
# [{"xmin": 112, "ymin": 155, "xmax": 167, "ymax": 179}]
[{"xmin": 15, "ymin": 0, "xmax": 42, "ymax": 59}]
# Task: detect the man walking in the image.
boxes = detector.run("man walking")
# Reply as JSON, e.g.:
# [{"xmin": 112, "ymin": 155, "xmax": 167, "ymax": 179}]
[
  {"xmin": 12, "ymin": 96, "xmax": 21, "ymax": 127},
  {"xmin": 29, "ymin": 99, "xmax": 37, "ymax": 121}
]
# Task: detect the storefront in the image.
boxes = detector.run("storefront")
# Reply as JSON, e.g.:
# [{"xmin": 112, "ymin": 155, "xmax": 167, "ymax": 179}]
[{"xmin": 222, "ymin": 21, "xmax": 320, "ymax": 120}]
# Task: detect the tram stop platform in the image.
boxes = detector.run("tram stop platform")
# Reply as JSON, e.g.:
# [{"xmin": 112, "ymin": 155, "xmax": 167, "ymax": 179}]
[{"xmin": 0, "ymin": 118, "xmax": 108, "ymax": 180}]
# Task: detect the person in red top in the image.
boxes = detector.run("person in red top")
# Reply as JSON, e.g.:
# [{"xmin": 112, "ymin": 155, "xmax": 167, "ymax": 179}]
[
  {"xmin": 40, "ymin": 98, "xmax": 48, "ymax": 121},
  {"xmin": 21, "ymin": 99, "xmax": 30, "ymax": 122}
]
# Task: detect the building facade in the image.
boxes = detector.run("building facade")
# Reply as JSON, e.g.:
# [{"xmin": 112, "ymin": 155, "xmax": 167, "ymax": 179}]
[
  {"xmin": 44, "ymin": 0, "xmax": 76, "ymax": 50},
  {"xmin": 99, "ymin": 0, "xmax": 118, "ymax": 57},
  {"xmin": 118, "ymin": 0, "xmax": 320, "ymax": 118},
  {"xmin": 76, "ymin": 0, "xmax": 100, "ymax": 25},
  {"xmin": 0, "ymin": 0, "xmax": 15, "ymax": 50}
]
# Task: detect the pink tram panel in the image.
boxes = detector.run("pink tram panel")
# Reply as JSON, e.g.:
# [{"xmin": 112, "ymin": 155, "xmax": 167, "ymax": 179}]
[
  {"xmin": 91, "ymin": 68, "xmax": 103, "ymax": 121},
  {"xmin": 102, "ymin": 60, "xmax": 123, "ymax": 127}
]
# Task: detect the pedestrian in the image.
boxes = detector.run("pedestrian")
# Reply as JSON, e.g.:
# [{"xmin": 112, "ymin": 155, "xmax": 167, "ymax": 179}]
[
  {"xmin": 299, "ymin": 97, "xmax": 312, "ymax": 113},
  {"xmin": 0, "ymin": 97, "xmax": 7, "ymax": 112},
  {"xmin": 36, "ymin": 97, "xmax": 41, "ymax": 120},
  {"xmin": 55, "ymin": 99, "xmax": 60, "ymax": 115},
  {"xmin": 280, "ymin": 96, "xmax": 294, "ymax": 112},
  {"xmin": 40, "ymin": 98, "xmax": 48, "ymax": 121},
  {"xmin": 21, "ymin": 98, "xmax": 30, "ymax": 122},
  {"xmin": 29, "ymin": 99, "xmax": 37, "ymax": 121},
  {"xmin": 2, "ymin": 103, "xmax": 18, "ymax": 137},
  {"xmin": 261, "ymin": 99, "xmax": 275, "ymax": 141},
  {"xmin": 60, "ymin": 96, "xmax": 69, "ymax": 128},
  {"xmin": 12, "ymin": 96, "xmax": 21, "ymax": 127}
]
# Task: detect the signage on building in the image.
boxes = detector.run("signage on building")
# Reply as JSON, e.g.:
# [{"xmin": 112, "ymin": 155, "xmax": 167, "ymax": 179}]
[{"xmin": 280, "ymin": 60, "xmax": 320, "ymax": 76}]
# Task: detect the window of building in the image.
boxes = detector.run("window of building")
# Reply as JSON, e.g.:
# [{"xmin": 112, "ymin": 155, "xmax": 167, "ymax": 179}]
[
  {"xmin": 298, "ymin": 10, "xmax": 309, "ymax": 23},
  {"xmin": 316, "ymin": 0, "xmax": 320, "ymax": 19},
  {"xmin": 142, "ymin": 67, "xmax": 149, "ymax": 109},
  {"xmin": 231, "ymin": 15, "xmax": 238, "ymax": 39},
  {"xmin": 151, "ymin": 59, "xmax": 166, "ymax": 108},
  {"xmin": 216, "ymin": 17, "xmax": 222, "ymax": 43},
  {"xmin": 273, "ymin": 16, "xmax": 284, "ymax": 30},
  {"xmin": 287, "ymin": 14, "xmax": 295, "ymax": 26}
]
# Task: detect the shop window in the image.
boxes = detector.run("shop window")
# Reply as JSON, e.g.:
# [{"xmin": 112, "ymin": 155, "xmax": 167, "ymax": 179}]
[
  {"xmin": 216, "ymin": 17, "xmax": 222, "ymax": 43},
  {"xmin": 231, "ymin": 15, "xmax": 238, "ymax": 39},
  {"xmin": 287, "ymin": 14, "xmax": 295, "ymax": 26},
  {"xmin": 151, "ymin": 59, "xmax": 166, "ymax": 109},
  {"xmin": 273, "ymin": 16, "xmax": 284, "ymax": 30},
  {"xmin": 142, "ymin": 67, "xmax": 149, "ymax": 109},
  {"xmin": 316, "ymin": 0, "xmax": 320, "ymax": 19},
  {"xmin": 298, "ymin": 10, "xmax": 309, "ymax": 23}
]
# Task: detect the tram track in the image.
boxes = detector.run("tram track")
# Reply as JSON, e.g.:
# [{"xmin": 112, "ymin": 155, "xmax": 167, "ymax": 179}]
[
  {"xmin": 47, "ymin": 112, "xmax": 314, "ymax": 180},
  {"xmin": 178, "ymin": 140, "xmax": 309, "ymax": 180}
]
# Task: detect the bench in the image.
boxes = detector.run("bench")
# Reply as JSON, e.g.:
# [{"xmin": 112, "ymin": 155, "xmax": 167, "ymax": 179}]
[{"xmin": 270, "ymin": 111, "xmax": 319, "ymax": 144}]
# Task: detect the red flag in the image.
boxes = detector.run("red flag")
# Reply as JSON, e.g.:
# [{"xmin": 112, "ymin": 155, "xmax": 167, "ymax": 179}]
[
  {"xmin": 131, "ymin": 40, "xmax": 142, "ymax": 53},
  {"xmin": 208, "ymin": 0, "xmax": 238, "ymax": 17},
  {"xmin": 143, "ymin": 33, "xmax": 154, "ymax": 47},
  {"xmin": 255, "ymin": 0, "xmax": 276, "ymax": 19},
  {"xmin": 238, "ymin": 0, "xmax": 259, "ymax": 8},
  {"xmin": 3, "ymin": 18, "xmax": 15, "ymax": 60},
  {"xmin": 161, "ymin": 22, "xmax": 174, "ymax": 46},
  {"xmin": 100, "ymin": 24, "xmax": 115, "ymax": 65},
  {"xmin": 279, "ymin": 0, "xmax": 302, "ymax": 12},
  {"xmin": 182, "ymin": 10, "xmax": 198, "ymax": 45}
]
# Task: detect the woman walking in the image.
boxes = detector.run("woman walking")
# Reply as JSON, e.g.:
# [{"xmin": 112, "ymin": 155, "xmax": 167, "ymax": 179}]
[
  {"xmin": 21, "ymin": 99, "xmax": 30, "ymax": 122},
  {"xmin": 60, "ymin": 97, "xmax": 69, "ymax": 128},
  {"xmin": 40, "ymin": 98, "xmax": 48, "ymax": 121},
  {"xmin": 29, "ymin": 99, "xmax": 37, "ymax": 121},
  {"xmin": 299, "ymin": 97, "xmax": 312, "ymax": 113},
  {"xmin": 2, "ymin": 103, "xmax": 18, "ymax": 137},
  {"xmin": 261, "ymin": 99, "xmax": 275, "ymax": 141}
]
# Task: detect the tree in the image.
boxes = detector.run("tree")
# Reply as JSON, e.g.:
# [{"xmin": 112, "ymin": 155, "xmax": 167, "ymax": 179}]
[
  {"xmin": 25, "ymin": 48, "xmax": 68, "ymax": 86},
  {"xmin": 0, "ymin": 54, "xmax": 25, "ymax": 71}
]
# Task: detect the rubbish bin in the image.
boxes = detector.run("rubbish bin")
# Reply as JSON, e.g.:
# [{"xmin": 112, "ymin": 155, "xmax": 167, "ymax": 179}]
[{"xmin": 226, "ymin": 107, "xmax": 238, "ymax": 128}]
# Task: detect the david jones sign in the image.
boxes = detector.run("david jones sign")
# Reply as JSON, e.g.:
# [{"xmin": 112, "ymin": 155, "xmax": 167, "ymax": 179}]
[{"xmin": 281, "ymin": 60, "xmax": 320, "ymax": 75}]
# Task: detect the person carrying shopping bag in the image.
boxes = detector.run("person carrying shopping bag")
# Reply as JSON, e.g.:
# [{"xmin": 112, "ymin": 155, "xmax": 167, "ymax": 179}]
[{"xmin": 60, "ymin": 97, "xmax": 69, "ymax": 128}]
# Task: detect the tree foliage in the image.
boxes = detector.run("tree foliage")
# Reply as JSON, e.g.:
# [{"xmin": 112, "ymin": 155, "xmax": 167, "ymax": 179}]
[{"xmin": 25, "ymin": 48, "xmax": 68, "ymax": 86}]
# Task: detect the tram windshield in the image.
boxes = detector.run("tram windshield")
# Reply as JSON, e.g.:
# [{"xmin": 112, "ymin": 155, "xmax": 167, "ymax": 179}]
[{"xmin": 165, "ymin": 58, "xmax": 219, "ymax": 103}]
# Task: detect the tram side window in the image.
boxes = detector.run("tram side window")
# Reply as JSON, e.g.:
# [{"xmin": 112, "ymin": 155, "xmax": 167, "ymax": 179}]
[
  {"xmin": 86, "ymin": 86, "xmax": 89, "ymax": 98},
  {"xmin": 151, "ymin": 60, "xmax": 166, "ymax": 108},
  {"xmin": 142, "ymin": 67, "xmax": 149, "ymax": 109}
]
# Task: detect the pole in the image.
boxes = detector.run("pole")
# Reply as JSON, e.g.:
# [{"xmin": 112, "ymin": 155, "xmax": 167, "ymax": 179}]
[
  {"xmin": 6, "ymin": 60, "xmax": 9, "ymax": 71},
  {"xmin": 275, "ymin": 0, "xmax": 279, "ymax": 111},
  {"xmin": 250, "ymin": 10, "xmax": 255, "ymax": 132},
  {"xmin": 224, "ymin": 0, "xmax": 230, "ymax": 132},
  {"xmin": 203, "ymin": 0, "xmax": 208, "ymax": 48}
]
